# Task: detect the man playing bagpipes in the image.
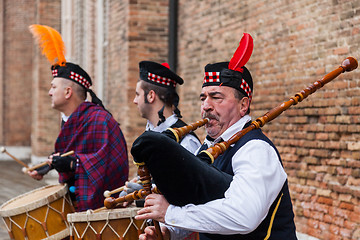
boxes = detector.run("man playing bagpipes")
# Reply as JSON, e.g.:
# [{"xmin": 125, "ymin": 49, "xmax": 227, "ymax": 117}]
[
  {"xmin": 132, "ymin": 33, "xmax": 297, "ymax": 240},
  {"xmin": 26, "ymin": 25, "xmax": 129, "ymax": 212}
]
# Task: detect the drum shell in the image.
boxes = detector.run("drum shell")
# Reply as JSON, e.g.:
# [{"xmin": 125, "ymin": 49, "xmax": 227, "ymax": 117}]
[
  {"xmin": 67, "ymin": 207, "xmax": 146, "ymax": 240},
  {"xmin": 0, "ymin": 184, "xmax": 74, "ymax": 240}
]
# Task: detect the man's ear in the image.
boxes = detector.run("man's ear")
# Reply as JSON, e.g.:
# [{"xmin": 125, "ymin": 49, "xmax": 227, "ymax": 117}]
[
  {"xmin": 239, "ymin": 97, "xmax": 250, "ymax": 117},
  {"xmin": 147, "ymin": 90, "xmax": 156, "ymax": 103},
  {"xmin": 64, "ymin": 86, "xmax": 73, "ymax": 100}
]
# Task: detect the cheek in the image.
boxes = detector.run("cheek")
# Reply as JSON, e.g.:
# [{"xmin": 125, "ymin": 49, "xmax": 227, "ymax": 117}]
[
  {"xmin": 219, "ymin": 104, "xmax": 237, "ymax": 121},
  {"xmin": 200, "ymin": 106, "xmax": 205, "ymax": 117},
  {"xmin": 54, "ymin": 91, "xmax": 60, "ymax": 99},
  {"xmin": 214, "ymin": 105, "xmax": 228, "ymax": 121},
  {"xmin": 139, "ymin": 101, "xmax": 146, "ymax": 110}
]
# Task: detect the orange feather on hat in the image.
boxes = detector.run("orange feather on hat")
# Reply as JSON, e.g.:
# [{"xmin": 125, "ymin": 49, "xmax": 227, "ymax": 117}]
[{"xmin": 29, "ymin": 24, "xmax": 66, "ymax": 66}]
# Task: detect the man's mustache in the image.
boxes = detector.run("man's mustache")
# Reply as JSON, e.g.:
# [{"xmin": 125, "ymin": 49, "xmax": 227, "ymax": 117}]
[{"xmin": 202, "ymin": 113, "xmax": 219, "ymax": 121}]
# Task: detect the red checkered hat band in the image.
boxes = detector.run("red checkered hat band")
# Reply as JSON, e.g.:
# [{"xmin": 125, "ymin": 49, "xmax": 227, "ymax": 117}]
[
  {"xmin": 52, "ymin": 69, "xmax": 58, "ymax": 77},
  {"xmin": 51, "ymin": 69, "xmax": 91, "ymax": 89},
  {"xmin": 203, "ymin": 71, "xmax": 252, "ymax": 100},
  {"xmin": 148, "ymin": 72, "xmax": 177, "ymax": 87},
  {"xmin": 69, "ymin": 71, "xmax": 91, "ymax": 89},
  {"xmin": 240, "ymin": 78, "xmax": 252, "ymax": 100},
  {"xmin": 203, "ymin": 72, "xmax": 220, "ymax": 84}
]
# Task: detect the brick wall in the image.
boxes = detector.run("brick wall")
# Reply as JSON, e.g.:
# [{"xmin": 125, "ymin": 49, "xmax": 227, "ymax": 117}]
[
  {"xmin": 31, "ymin": 0, "xmax": 62, "ymax": 158},
  {"xmin": 65, "ymin": 0, "xmax": 170, "ymax": 177},
  {"xmin": 176, "ymin": 0, "xmax": 360, "ymax": 239},
  {"xmin": 106, "ymin": 0, "xmax": 170, "ymax": 177},
  {"xmin": 0, "ymin": 0, "xmax": 359, "ymax": 239},
  {"xmin": 0, "ymin": 0, "xmax": 61, "ymax": 160},
  {"xmin": 1, "ymin": 0, "xmax": 36, "ymax": 146},
  {"xmin": 0, "ymin": 0, "xmax": 3, "ymax": 145}
]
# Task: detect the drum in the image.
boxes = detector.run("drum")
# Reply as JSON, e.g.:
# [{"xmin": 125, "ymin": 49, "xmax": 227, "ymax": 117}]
[
  {"xmin": 67, "ymin": 207, "xmax": 146, "ymax": 240},
  {"xmin": 0, "ymin": 184, "xmax": 74, "ymax": 240}
]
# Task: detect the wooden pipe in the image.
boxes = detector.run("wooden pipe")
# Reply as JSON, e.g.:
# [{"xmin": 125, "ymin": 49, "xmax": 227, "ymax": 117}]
[
  {"xmin": 200, "ymin": 57, "xmax": 358, "ymax": 162},
  {"xmin": 103, "ymin": 185, "xmax": 160, "ymax": 209},
  {"xmin": 166, "ymin": 118, "xmax": 209, "ymax": 142},
  {"xmin": 102, "ymin": 166, "xmax": 164, "ymax": 239},
  {"xmin": 137, "ymin": 165, "xmax": 163, "ymax": 240},
  {"xmin": 26, "ymin": 150, "xmax": 75, "ymax": 172},
  {"xmin": 104, "ymin": 188, "xmax": 149, "ymax": 209},
  {"xmin": 99, "ymin": 185, "xmax": 160, "ymax": 212},
  {"xmin": 1, "ymin": 147, "xmax": 29, "ymax": 168}
]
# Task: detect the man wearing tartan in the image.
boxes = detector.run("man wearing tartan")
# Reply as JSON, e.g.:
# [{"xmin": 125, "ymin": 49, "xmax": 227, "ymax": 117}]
[{"xmin": 27, "ymin": 25, "xmax": 129, "ymax": 211}]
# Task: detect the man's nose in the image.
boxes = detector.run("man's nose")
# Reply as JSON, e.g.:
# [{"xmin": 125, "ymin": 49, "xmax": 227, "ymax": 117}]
[{"xmin": 202, "ymin": 98, "xmax": 213, "ymax": 111}]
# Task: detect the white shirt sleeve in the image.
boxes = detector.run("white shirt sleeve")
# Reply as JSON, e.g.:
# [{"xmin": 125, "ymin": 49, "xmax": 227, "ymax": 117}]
[
  {"xmin": 160, "ymin": 223, "xmax": 194, "ymax": 240},
  {"xmin": 180, "ymin": 134, "xmax": 202, "ymax": 155},
  {"xmin": 164, "ymin": 139, "xmax": 287, "ymax": 235}
]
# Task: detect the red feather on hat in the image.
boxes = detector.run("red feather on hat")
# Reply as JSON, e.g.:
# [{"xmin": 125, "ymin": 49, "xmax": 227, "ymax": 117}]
[
  {"xmin": 228, "ymin": 33, "xmax": 253, "ymax": 72},
  {"xmin": 161, "ymin": 62, "xmax": 170, "ymax": 69},
  {"xmin": 29, "ymin": 24, "xmax": 66, "ymax": 66}
]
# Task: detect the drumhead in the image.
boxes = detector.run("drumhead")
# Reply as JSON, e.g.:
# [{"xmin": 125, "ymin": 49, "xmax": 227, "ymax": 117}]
[
  {"xmin": 0, "ymin": 184, "xmax": 68, "ymax": 217},
  {"xmin": 67, "ymin": 207, "xmax": 142, "ymax": 223}
]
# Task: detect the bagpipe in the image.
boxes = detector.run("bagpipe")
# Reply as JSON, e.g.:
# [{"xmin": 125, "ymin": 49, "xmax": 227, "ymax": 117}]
[
  {"xmin": 95, "ymin": 57, "xmax": 357, "ymax": 240},
  {"xmin": 102, "ymin": 57, "xmax": 357, "ymax": 209}
]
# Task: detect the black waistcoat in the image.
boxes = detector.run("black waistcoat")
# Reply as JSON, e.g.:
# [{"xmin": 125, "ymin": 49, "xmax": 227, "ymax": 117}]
[{"xmin": 200, "ymin": 126, "xmax": 297, "ymax": 240}]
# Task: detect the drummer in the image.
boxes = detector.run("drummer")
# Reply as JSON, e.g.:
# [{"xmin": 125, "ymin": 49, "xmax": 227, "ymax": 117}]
[
  {"xmin": 28, "ymin": 61, "xmax": 129, "ymax": 212},
  {"xmin": 132, "ymin": 34, "xmax": 297, "ymax": 239}
]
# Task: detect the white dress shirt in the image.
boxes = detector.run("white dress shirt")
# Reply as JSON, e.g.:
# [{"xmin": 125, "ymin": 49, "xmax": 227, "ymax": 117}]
[{"xmin": 165, "ymin": 115, "xmax": 287, "ymax": 237}]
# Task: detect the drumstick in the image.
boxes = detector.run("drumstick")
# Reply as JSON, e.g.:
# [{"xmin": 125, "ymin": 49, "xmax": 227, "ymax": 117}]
[
  {"xmin": 104, "ymin": 186, "xmax": 125, "ymax": 198},
  {"xmin": 26, "ymin": 150, "xmax": 75, "ymax": 172},
  {"xmin": 93, "ymin": 206, "xmax": 107, "ymax": 213},
  {"xmin": 1, "ymin": 147, "xmax": 29, "ymax": 168},
  {"xmin": 103, "ymin": 180, "xmax": 142, "ymax": 198}
]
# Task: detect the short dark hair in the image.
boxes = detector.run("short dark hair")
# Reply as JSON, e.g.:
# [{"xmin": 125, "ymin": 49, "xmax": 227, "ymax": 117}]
[
  {"xmin": 140, "ymin": 80, "xmax": 178, "ymax": 107},
  {"xmin": 62, "ymin": 79, "xmax": 87, "ymax": 100},
  {"xmin": 73, "ymin": 83, "xmax": 87, "ymax": 100},
  {"xmin": 233, "ymin": 88, "xmax": 251, "ymax": 114}
]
